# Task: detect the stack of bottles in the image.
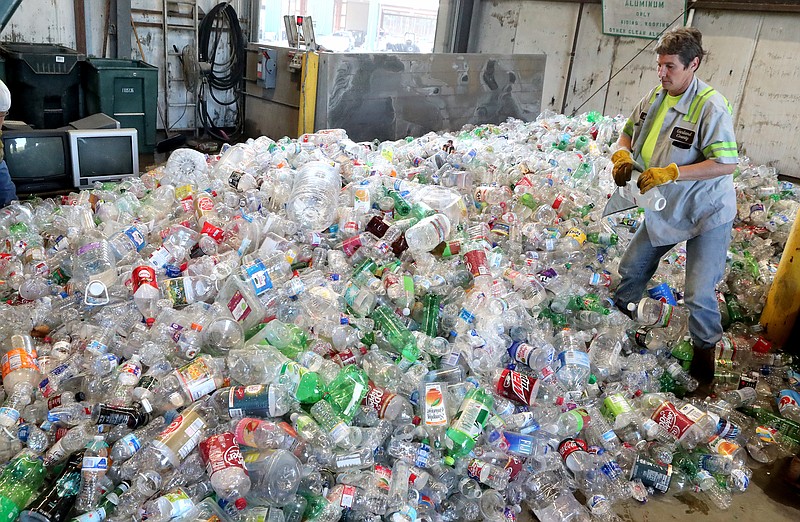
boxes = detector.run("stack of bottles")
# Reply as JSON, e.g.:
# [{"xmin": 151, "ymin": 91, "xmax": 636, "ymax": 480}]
[{"xmin": 0, "ymin": 112, "xmax": 796, "ymax": 522}]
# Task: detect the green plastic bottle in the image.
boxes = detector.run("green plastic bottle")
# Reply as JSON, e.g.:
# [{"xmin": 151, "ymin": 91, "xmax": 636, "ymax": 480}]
[
  {"xmin": 445, "ymin": 387, "xmax": 494, "ymax": 458},
  {"xmin": 370, "ymin": 305, "xmax": 419, "ymax": 369},
  {"xmin": 280, "ymin": 361, "xmax": 325, "ymax": 404},
  {"xmin": 324, "ymin": 365, "xmax": 369, "ymax": 423},
  {"xmin": 0, "ymin": 450, "xmax": 47, "ymax": 521},
  {"xmin": 586, "ymin": 231, "xmax": 618, "ymax": 246},
  {"xmin": 671, "ymin": 337, "xmax": 694, "ymax": 371},
  {"xmin": 421, "ymin": 293, "xmax": 442, "ymax": 338}
]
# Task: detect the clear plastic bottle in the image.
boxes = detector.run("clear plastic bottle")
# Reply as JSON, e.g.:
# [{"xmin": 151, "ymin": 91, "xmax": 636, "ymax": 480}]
[
  {"xmin": 71, "ymin": 235, "xmax": 118, "ymax": 292},
  {"xmin": 246, "ymin": 448, "xmax": 303, "ymax": 506},
  {"xmin": 627, "ymin": 298, "xmax": 673, "ymax": 328},
  {"xmin": 404, "ymin": 214, "xmax": 451, "ymax": 252},
  {"xmin": 286, "ymin": 161, "xmax": 342, "ymax": 232},
  {"xmin": 2, "ymin": 333, "xmax": 43, "ymax": 395},
  {"xmin": 75, "ymin": 435, "xmax": 110, "ymax": 511}
]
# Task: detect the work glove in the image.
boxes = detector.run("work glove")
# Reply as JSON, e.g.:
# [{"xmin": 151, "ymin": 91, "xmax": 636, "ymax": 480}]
[
  {"xmin": 611, "ymin": 149, "xmax": 635, "ymax": 187},
  {"xmin": 638, "ymin": 163, "xmax": 680, "ymax": 193}
]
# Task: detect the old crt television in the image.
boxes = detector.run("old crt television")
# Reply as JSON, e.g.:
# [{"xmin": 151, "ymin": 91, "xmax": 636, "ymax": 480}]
[
  {"xmin": 68, "ymin": 128, "xmax": 139, "ymax": 188},
  {"xmin": 2, "ymin": 129, "xmax": 74, "ymax": 194}
]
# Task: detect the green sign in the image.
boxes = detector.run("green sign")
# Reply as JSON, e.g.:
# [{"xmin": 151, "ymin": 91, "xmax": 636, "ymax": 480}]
[{"xmin": 602, "ymin": 0, "xmax": 688, "ymax": 39}]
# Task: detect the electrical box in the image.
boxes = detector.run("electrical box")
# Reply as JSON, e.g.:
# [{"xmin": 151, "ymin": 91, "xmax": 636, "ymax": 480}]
[{"xmin": 257, "ymin": 49, "xmax": 277, "ymax": 89}]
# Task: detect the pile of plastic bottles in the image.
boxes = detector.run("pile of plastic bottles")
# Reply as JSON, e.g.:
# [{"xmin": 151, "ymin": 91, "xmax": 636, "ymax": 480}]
[{"xmin": 0, "ymin": 111, "xmax": 798, "ymax": 522}]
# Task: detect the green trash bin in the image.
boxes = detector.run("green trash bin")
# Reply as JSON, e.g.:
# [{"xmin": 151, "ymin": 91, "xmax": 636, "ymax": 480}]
[
  {"xmin": 0, "ymin": 43, "xmax": 85, "ymax": 129},
  {"xmin": 83, "ymin": 58, "xmax": 158, "ymax": 153}
]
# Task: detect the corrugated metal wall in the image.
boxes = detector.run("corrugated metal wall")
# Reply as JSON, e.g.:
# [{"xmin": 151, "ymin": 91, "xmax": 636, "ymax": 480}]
[{"xmin": 457, "ymin": 1, "xmax": 800, "ymax": 178}]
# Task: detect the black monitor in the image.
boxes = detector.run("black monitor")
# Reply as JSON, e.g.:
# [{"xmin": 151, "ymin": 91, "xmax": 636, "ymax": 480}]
[{"xmin": 2, "ymin": 128, "xmax": 74, "ymax": 194}]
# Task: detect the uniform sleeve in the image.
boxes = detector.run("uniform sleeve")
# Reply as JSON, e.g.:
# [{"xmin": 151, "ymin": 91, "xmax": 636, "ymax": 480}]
[
  {"xmin": 622, "ymin": 95, "xmax": 647, "ymax": 139},
  {"xmin": 698, "ymin": 97, "xmax": 738, "ymax": 164}
]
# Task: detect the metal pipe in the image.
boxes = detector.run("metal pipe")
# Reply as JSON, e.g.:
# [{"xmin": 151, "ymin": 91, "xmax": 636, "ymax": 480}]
[{"xmin": 0, "ymin": 0, "xmax": 24, "ymax": 33}]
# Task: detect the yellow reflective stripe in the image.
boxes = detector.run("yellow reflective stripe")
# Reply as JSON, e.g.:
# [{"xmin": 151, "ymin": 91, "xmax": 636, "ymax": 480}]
[
  {"xmin": 623, "ymin": 118, "xmax": 634, "ymax": 137},
  {"xmin": 685, "ymin": 87, "xmax": 716, "ymax": 124},
  {"xmin": 703, "ymin": 142, "xmax": 738, "ymax": 158},
  {"xmin": 648, "ymin": 85, "xmax": 663, "ymax": 103}
]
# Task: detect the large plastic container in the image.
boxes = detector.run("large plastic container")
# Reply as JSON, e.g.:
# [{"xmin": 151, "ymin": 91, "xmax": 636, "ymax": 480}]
[
  {"xmin": 83, "ymin": 58, "xmax": 158, "ymax": 153},
  {"xmin": 0, "ymin": 43, "xmax": 85, "ymax": 128}
]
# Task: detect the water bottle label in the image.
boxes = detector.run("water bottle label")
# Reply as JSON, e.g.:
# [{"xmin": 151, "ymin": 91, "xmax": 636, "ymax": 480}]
[
  {"xmin": 731, "ymin": 468, "xmax": 750, "ymax": 491},
  {"xmin": 458, "ymin": 307, "xmax": 476, "ymax": 324},
  {"xmin": 451, "ymin": 398, "xmax": 490, "ymax": 440},
  {"xmin": 556, "ymin": 350, "xmax": 590, "ymax": 370},
  {"xmin": 464, "ymin": 249, "xmax": 490, "ymax": 277},
  {"xmin": 120, "ymin": 433, "xmax": 142, "ymax": 454},
  {"xmin": 177, "ymin": 358, "xmax": 217, "ymax": 401},
  {"xmin": 492, "ymin": 430, "xmax": 535, "ymax": 456},
  {"xmin": 587, "ymin": 494, "xmax": 609, "ymax": 511},
  {"xmin": 82, "ymin": 455, "xmax": 109, "ymax": 472},
  {"xmin": 495, "ymin": 369, "xmax": 537, "ymax": 406},
  {"xmin": 667, "ymin": 362, "xmax": 683, "ymax": 378},
  {"xmin": 200, "ymin": 222, "xmax": 225, "ymax": 243},
  {"xmin": 226, "ymin": 385, "xmax": 270, "ymax": 418},
  {"xmin": 600, "ymin": 459, "xmax": 623, "ymax": 479},
  {"xmin": 93, "ymin": 405, "xmax": 141, "ymax": 427},
  {"xmin": 123, "ymin": 227, "xmax": 147, "ymax": 252},
  {"xmin": 244, "ymin": 259, "xmax": 273, "ymax": 296},
  {"xmin": 651, "ymin": 401, "xmax": 694, "ymax": 440},
  {"xmin": 1, "ymin": 348, "xmax": 40, "ymax": 381},
  {"xmin": 466, "ymin": 459, "xmax": 494, "ymax": 483},
  {"xmin": 755, "ymin": 425, "xmax": 779, "ymax": 443},
  {"xmin": 0, "ymin": 407, "xmax": 20, "ymax": 425},
  {"xmin": 423, "ymin": 383, "xmax": 448, "ymax": 426},
  {"xmin": 199, "ymin": 432, "xmax": 247, "ymax": 477},
  {"xmin": 148, "ymin": 246, "xmax": 172, "ymax": 268},
  {"xmin": 227, "ymin": 291, "xmax": 253, "ymax": 323},
  {"xmin": 286, "ymin": 278, "xmax": 306, "ymax": 297},
  {"xmin": 601, "ymin": 429, "xmax": 617, "ymax": 443},
  {"xmin": 77, "ymin": 241, "xmax": 102, "ymax": 256},
  {"xmin": 678, "ymin": 403, "xmax": 706, "ymax": 423},
  {"xmin": 414, "ymin": 443, "xmax": 431, "ymax": 468}
]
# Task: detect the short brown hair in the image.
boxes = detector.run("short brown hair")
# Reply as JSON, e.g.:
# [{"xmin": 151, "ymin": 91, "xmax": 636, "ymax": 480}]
[{"xmin": 655, "ymin": 27, "xmax": 706, "ymax": 68}]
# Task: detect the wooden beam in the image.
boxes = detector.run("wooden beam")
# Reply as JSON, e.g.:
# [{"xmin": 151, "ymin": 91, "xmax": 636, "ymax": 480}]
[{"xmin": 74, "ymin": 0, "xmax": 86, "ymax": 54}]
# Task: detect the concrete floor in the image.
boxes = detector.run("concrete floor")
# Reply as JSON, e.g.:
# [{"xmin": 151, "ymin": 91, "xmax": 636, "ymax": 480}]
[{"xmin": 518, "ymin": 457, "xmax": 800, "ymax": 522}]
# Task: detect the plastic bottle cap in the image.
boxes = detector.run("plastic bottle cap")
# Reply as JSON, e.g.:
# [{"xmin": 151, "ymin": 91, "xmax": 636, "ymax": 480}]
[
  {"xmin": 88, "ymin": 281, "xmax": 106, "ymax": 296},
  {"xmin": 234, "ymin": 498, "xmax": 247, "ymax": 511},
  {"xmin": 444, "ymin": 456, "xmax": 455, "ymax": 466},
  {"xmin": 626, "ymin": 302, "xmax": 636, "ymax": 312}
]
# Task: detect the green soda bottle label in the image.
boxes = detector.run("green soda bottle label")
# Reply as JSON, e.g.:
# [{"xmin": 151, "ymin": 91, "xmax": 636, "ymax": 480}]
[
  {"xmin": 602, "ymin": 394, "xmax": 632, "ymax": 421},
  {"xmin": 451, "ymin": 398, "xmax": 490, "ymax": 440}
]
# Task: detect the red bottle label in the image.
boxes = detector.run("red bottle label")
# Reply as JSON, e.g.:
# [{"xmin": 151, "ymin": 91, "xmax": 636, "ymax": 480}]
[
  {"xmin": 495, "ymin": 369, "xmax": 537, "ymax": 406},
  {"xmin": 464, "ymin": 249, "xmax": 490, "ymax": 277},
  {"xmin": 199, "ymin": 432, "xmax": 247, "ymax": 478},
  {"xmin": 650, "ymin": 402, "xmax": 694, "ymax": 440},
  {"xmin": 558, "ymin": 438, "xmax": 588, "ymax": 461},
  {"xmin": 132, "ymin": 265, "xmax": 157, "ymax": 292},
  {"xmin": 362, "ymin": 381, "xmax": 395, "ymax": 418}
]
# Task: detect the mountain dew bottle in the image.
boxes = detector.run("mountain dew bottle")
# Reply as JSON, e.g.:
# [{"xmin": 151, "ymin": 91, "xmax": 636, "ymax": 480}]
[{"xmin": 446, "ymin": 387, "xmax": 494, "ymax": 458}]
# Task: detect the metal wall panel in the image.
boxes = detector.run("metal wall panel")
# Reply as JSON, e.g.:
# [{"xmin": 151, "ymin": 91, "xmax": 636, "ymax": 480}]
[{"xmin": 315, "ymin": 52, "xmax": 546, "ymax": 143}]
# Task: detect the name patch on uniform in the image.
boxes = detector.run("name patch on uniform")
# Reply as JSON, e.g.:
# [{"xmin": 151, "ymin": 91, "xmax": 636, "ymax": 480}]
[{"xmin": 670, "ymin": 127, "xmax": 695, "ymax": 146}]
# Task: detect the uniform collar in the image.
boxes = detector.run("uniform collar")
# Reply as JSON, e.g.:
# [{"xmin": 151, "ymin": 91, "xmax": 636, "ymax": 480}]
[{"xmin": 661, "ymin": 76, "xmax": 700, "ymax": 115}]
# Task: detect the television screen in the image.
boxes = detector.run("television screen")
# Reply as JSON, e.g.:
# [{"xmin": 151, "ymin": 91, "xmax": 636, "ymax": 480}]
[
  {"xmin": 2, "ymin": 129, "xmax": 73, "ymax": 193},
  {"xmin": 68, "ymin": 128, "xmax": 139, "ymax": 188},
  {"xmin": 75, "ymin": 135, "xmax": 134, "ymax": 177}
]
